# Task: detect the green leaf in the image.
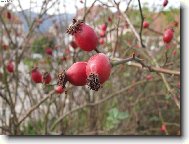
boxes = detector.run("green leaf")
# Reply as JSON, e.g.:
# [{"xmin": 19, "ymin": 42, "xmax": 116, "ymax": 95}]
[{"xmin": 117, "ymin": 112, "xmax": 129, "ymax": 120}]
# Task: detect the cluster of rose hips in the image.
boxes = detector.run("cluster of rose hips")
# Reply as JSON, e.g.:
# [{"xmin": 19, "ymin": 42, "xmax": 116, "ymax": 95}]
[
  {"xmin": 142, "ymin": 0, "xmax": 174, "ymax": 44},
  {"xmin": 30, "ymin": 19, "xmax": 111, "ymax": 94}
]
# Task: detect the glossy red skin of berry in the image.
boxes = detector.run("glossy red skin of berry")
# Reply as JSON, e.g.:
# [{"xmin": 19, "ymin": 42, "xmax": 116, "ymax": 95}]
[
  {"xmin": 45, "ymin": 48, "xmax": 53, "ymax": 56},
  {"xmin": 100, "ymin": 30, "xmax": 106, "ymax": 37},
  {"xmin": 3, "ymin": 44, "xmax": 8, "ymax": 50},
  {"xmin": 70, "ymin": 41, "xmax": 78, "ymax": 49},
  {"xmin": 66, "ymin": 62, "xmax": 87, "ymax": 86},
  {"xmin": 74, "ymin": 23, "xmax": 98, "ymax": 51},
  {"xmin": 146, "ymin": 74, "xmax": 153, "ymax": 81},
  {"xmin": 31, "ymin": 68, "xmax": 42, "ymax": 83},
  {"xmin": 99, "ymin": 38, "xmax": 104, "ymax": 45},
  {"xmin": 6, "ymin": 61, "xmax": 14, "ymax": 73},
  {"xmin": 143, "ymin": 21, "xmax": 149, "ymax": 28},
  {"xmin": 86, "ymin": 53, "xmax": 111, "ymax": 84},
  {"xmin": 160, "ymin": 124, "xmax": 166, "ymax": 133},
  {"xmin": 101, "ymin": 23, "xmax": 107, "ymax": 31},
  {"xmin": 163, "ymin": 29, "xmax": 174, "ymax": 43},
  {"xmin": 7, "ymin": 12, "xmax": 11, "ymax": 20},
  {"xmin": 55, "ymin": 86, "xmax": 64, "ymax": 94},
  {"xmin": 43, "ymin": 73, "xmax": 52, "ymax": 84},
  {"xmin": 163, "ymin": 0, "xmax": 168, "ymax": 7},
  {"xmin": 108, "ymin": 17, "xmax": 112, "ymax": 23}
]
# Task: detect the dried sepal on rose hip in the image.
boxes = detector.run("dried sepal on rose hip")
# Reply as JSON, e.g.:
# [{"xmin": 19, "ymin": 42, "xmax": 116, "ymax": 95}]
[
  {"xmin": 57, "ymin": 70, "xmax": 67, "ymax": 88},
  {"xmin": 86, "ymin": 53, "xmax": 111, "ymax": 91},
  {"xmin": 66, "ymin": 19, "xmax": 98, "ymax": 51}
]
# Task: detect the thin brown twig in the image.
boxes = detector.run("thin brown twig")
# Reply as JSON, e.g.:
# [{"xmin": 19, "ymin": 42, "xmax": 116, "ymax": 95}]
[
  {"xmin": 50, "ymin": 79, "xmax": 159, "ymax": 131},
  {"xmin": 17, "ymin": 90, "xmax": 56, "ymax": 126},
  {"xmin": 111, "ymin": 54, "xmax": 180, "ymax": 76},
  {"xmin": 137, "ymin": 0, "xmax": 145, "ymax": 48}
]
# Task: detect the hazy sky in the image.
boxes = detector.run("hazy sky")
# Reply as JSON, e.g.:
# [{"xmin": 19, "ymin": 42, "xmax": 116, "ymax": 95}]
[{"xmin": 0, "ymin": 0, "xmax": 181, "ymax": 14}]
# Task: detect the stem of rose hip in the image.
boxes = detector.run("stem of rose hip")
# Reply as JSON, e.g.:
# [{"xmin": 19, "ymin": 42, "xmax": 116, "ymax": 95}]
[{"xmin": 94, "ymin": 48, "xmax": 100, "ymax": 53}]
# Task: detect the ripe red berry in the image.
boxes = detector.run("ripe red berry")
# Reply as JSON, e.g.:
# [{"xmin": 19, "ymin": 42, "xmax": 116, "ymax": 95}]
[
  {"xmin": 61, "ymin": 56, "xmax": 67, "ymax": 61},
  {"xmin": 160, "ymin": 123, "xmax": 167, "ymax": 133},
  {"xmin": 101, "ymin": 23, "xmax": 107, "ymax": 31},
  {"xmin": 99, "ymin": 38, "xmax": 104, "ymax": 45},
  {"xmin": 108, "ymin": 16, "xmax": 112, "ymax": 23},
  {"xmin": 43, "ymin": 72, "xmax": 52, "ymax": 84},
  {"xmin": 66, "ymin": 62, "xmax": 87, "ymax": 86},
  {"xmin": 146, "ymin": 74, "xmax": 153, "ymax": 81},
  {"xmin": 55, "ymin": 86, "xmax": 64, "ymax": 94},
  {"xmin": 172, "ymin": 50, "xmax": 177, "ymax": 56},
  {"xmin": 70, "ymin": 40, "xmax": 78, "ymax": 49},
  {"xmin": 6, "ymin": 61, "xmax": 14, "ymax": 73},
  {"xmin": 177, "ymin": 82, "xmax": 180, "ymax": 89},
  {"xmin": 163, "ymin": 28, "xmax": 174, "ymax": 43},
  {"xmin": 143, "ymin": 21, "xmax": 149, "ymax": 28},
  {"xmin": 2, "ymin": 44, "xmax": 8, "ymax": 50},
  {"xmin": 67, "ymin": 19, "xmax": 98, "ymax": 51},
  {"xmin": 31, "ymin": 67, "xmax": 42, "ymax": 83},
  {"xmin": 163, "ymin": 0, "xmax": 168, "ymax": 7},
  {"xmin": 7, "ymin": 11, "xmax": 11, "ymax": 20},
  {"xmin": 100, "ymin": 30, "xmax": 106, "ymax": 37},
  {"xmin": 45, "ymin": 48, "xmax": 53, "ymax": 56},
  {"xmin": 86, "ymin": 53, "xmax": 111, "ymax": 91}
]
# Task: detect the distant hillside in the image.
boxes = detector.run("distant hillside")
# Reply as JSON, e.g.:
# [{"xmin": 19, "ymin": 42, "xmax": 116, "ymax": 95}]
[{"xmin": 16, "ymin": 10, "xmax": 74, "ymax": 32}]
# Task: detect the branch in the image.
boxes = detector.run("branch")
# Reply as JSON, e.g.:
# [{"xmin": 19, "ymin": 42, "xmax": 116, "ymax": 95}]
[
  {"xmin": 111, "ymin": 53, "xmax": 180, "ymax": 76},
  {"xmin": 50, "ymin": 79, "xmax": 159, "ymax": 131},
  {"xmin": 17, "ymin": 90, "xmax": 56, "ymax": 126},
  {"xmin": 137, "ymin": 0, "xmax": 145, "ymax": 48}
]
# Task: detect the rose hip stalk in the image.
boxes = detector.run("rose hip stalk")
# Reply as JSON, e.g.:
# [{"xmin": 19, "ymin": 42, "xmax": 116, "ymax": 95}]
[
  {"xmin": 86, "ymin": 53, "xmax": 111, "ymax": 91},
  {"xmin": 67, "ymin": 19, "xmax": 98, "ymax": 51},
  {"xmin": 66, "ymin": 62, "xmax": 87, "ymax": 86}
]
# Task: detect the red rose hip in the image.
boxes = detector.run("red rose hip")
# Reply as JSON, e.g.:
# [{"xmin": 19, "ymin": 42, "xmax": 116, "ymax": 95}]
[
  {"xmin": 31, "ymin": 67, "xmax": 42, "ymax": 83},
  {"xmin": 163, "ymin": 28, "xmax": 174, "ymax": 43},
  {"xmin": 70, "ymin": 40, "xmax": 78, "ymax": 49},
  {"xmin": 143, "ymin": 21, "xmax": 149, "ymax": 28},
  {"xmin": 67, "ymin": 19, "xmax": 98, "ymax": 51},
  {"xmin": 66, "ymin": 62, "xmax": 87, "ymax": 86},
  {"xmin": 163, "ymin": 0, "xmax": 168, "ymax": 7},
  {"xmin": 43, "ymin": 72, "xmax": 52, "ymax": 84},
  {"xmin": 45, "ymin": 48, "xmax": 53, "ymax": 56},
  {"xmin": 6, "ymin": 61, "xmax": 14, "ymax": 73},
  {"xmin": 86, "ymin": 53, "xmax": 111, "ymax": 91},
  {"xmin": 101, "ymin": 23, "xmax": 107, "ymax": 31},
  {"xmin": 55, "ymin": 86, "xmax": 64, "ymax": 94}
]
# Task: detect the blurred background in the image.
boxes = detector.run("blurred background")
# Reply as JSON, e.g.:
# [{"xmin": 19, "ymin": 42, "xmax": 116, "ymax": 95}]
[{"xmin": 0, "ymin": 0, "xmax": 180, "ymax": 135}]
